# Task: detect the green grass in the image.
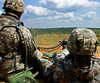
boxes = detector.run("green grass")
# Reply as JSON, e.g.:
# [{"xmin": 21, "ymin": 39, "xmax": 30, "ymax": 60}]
[
  {"xmin": 30, "ymin": 28, "xmax": 100, "ymax": 46},
  {"xmin": 98, "ymin": 38, "xmax": 100, "ymax": 46},
  {"xmin": 34, "ymin": 34, "xmax": 69, "ymax": 46},
  {"xmin": 34, "ymin": 33, "xmax": 100, "ymax": 46}
]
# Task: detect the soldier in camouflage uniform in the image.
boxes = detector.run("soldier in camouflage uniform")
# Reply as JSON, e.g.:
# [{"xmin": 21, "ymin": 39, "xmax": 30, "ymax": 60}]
[
  {"xmin": 43, "ymin": 28, "xmax": 100, "ymax": 83},
  {"xmin": 0, "ymin": 0, "xmax": 52, "ymax": 82}
]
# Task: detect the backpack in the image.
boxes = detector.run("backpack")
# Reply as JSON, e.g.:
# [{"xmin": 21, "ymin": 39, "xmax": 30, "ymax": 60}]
[{"xmin": 0, "ymin": 20, "xmax": 38, "ymax": 83}]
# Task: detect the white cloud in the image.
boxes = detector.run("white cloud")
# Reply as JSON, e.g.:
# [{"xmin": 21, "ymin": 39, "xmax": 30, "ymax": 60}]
[
  {"xmin": 23, "ymin": 10, "xmax": 100, "ymax": 28},
  {"xmin": 68, "ymin": 11, "xmax": 98, "ymax": 22},
  {"xmin": 0, "ymin": 10, "xmax": 3, "ymax": 14},
  {"xmin": 54, "ymin": 12, "xmax": 74, "ymax": 19},
  {"xmin": 81, "ymin": 11, "xmax": 97, "ymax": 20},
  {"xmin": 26, "ymin": 5, "xmax": 56, "ymax": 16},
  {"xmin": 24, "ymin": 5, "xmax": 98, "ymax": 24},
  {"xmin": 39, "ymin": 0, "xmax": 47, "ymax": 5},
  {"xmin": 68, "ymin": 11, "xmax": 99, "ymax": 23},
  {"xmin": 69, "ymin": 16, "xmax": 83, "ymax": 22},
  {"xmin": 39, "ymin": 0, "xmax": 100, "ymax": 12},
  {"xmin": 23, "ymin": 0, "xmax": 100, "ymax": 28},
  {"xmin": 25, "ymin": 5, "xmax": 75, "ymax": 19},
  {"xmin": 35, "ymin": 12, "xmax": 74, "ymax": 22},
  {"xmin": 63, "ymin": 12, "xmax": 74, "ymax": 18}
]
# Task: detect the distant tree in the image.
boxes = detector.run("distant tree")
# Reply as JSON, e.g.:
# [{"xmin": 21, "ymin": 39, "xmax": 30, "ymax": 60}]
[{"xmin": 28, "ymin": 28, "xmax": 38, "ymax": 37}]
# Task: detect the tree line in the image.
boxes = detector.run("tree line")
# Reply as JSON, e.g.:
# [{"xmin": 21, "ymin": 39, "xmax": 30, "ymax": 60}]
[
  {"xmin": 28, "ymin": 27, "xmax": 75, "ymax": 36},
  {"xmin": 28, "ymin": 27, "xmax": 100, "ymax": 37}
]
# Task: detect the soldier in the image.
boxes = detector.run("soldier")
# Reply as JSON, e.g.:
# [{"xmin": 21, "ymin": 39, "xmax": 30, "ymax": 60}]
[
  {"xmin": 0, "ymin": 0, "xmax": 49, "ymax": 82},
  {"xmin": 43, "ymin": 28, "xmax": 100, "ymax": 83}
]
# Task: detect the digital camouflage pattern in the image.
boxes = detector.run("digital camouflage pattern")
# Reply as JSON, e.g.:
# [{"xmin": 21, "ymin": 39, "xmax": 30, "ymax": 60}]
[
  {"xmin": 0, "ymin": 12, "xmax": 53, "ymax": 80},
  {"xmin": 3, "ymin": 0, "xmax": 25, "ymax": 13},
  {"xmin": 43, "ymin": 28, "xmax": 100, "ymax": 83},
  {"xmin": 0, "ymin": 0, "xmax": 53, "ymax": 81},
  {"xmin": 44, "ymin": 54, "xmax": 100, "ymax": 83},
  {"xmin": 0, "ymin": 12, "xmax": 40, "ymax": 79},
  {"xmin": 67, "ymin": 28, "xmax": 98, "ymax": 55}
]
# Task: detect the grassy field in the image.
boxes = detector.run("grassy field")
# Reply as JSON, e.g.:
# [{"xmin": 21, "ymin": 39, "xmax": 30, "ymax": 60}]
[
  {"xmin": 34, "ymin": 34, "xmax": 70, "ymax": 46},
  {"xmin": 34, "ymin": 33, "xmax": 100, "ymax": 46},
  {"xmin": 31, "ymin": 28, "xmax": 100, "ymax": 57},
  {"xmin": 34, "ymin": 33, "xmax": 100, "ymax": 57},
  {"xmin": 30, "ymin": 28, "xmax": 100, "ymax": 46}
]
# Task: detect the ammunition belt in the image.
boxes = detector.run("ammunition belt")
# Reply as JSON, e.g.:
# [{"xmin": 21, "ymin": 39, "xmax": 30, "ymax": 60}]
[{"xmin": 38, "ymin": 43, "xmax": 62, "ymax": 53}]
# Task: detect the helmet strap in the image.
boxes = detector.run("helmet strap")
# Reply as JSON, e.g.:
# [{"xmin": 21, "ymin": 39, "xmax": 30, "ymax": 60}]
[{"xmin": 94, "ymin": 41, "xmax": 98, "ymax": 53}]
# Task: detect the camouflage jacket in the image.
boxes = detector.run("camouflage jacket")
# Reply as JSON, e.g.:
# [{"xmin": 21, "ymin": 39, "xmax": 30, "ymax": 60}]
[
  {"xmin": 0, "ymin": 13, "xmax": 42, "ymax": 79},
  {"xmin": 44, "ymin": 53, "xmax": 100, "ymax": 83}
]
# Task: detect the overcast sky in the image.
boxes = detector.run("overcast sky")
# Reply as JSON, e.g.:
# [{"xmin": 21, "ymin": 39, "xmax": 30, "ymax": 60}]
[{"xmin": 0, "ymin": 0, "xmax": 100, "ymax": 28}]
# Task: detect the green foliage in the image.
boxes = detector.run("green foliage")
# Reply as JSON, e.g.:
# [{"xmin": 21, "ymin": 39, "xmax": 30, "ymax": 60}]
[
  {"xmin": 98, "ymin": 38, "xmax": 100, "ymax": 46},
  {"xmin": 29, "ymin": 28, "xmax": 100, "ymax": 46},
  {"xmin": 92, "ymin": 29, "xmax": 100, "ymax": 37},
  {"xmin": 6, "ymin": 70, "xmax": 37, "ymax": 83},
  {"xmin": 34, "ymin": 28, "xmax": 75, "ymax": 35},
  {"xmin": 28, "ymin": 28, "xmax": 37, "ymax": 37},
  {"xmin": 91, "ymin": 29, "xmax": 100, "ymax": 46},
  {"xmin": 34, "ymin": 34, "xmax": 69, "ymax": 46}
]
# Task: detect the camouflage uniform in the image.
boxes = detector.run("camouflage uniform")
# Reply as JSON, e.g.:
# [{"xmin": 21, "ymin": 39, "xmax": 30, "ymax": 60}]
[
  {"xmin": 0, "ymin": 13, "xmax": 52, "ymax": 81},
  {"xmin": 0, "ymin": 0, "xmax": 49, "ymax": 80},
  {"xmin": 43, "ymin": 28, "xmax": 100, "ymax": 83},
  {"xmin": 0, "ymin": 12, "xmax": 35, "ymax": 78}
]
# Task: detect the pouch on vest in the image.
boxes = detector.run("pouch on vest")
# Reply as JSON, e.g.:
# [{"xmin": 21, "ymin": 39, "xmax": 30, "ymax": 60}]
[
  {"xmin": 4, "ymin": 22, "xmax": 38, "ymax": 83},
  {"xmin": 5, "ymin": 70, "xmax": 38, "ymax": 83}
]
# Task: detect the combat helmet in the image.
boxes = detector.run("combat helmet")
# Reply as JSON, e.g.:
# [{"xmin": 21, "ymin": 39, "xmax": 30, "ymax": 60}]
[
  {"xmin": 3, "ymin": 0, "xmax": 24, "ymax": 13},
  {"xmin": 67, "ymin": 28, "xmax": 98, "ymax": 55}
]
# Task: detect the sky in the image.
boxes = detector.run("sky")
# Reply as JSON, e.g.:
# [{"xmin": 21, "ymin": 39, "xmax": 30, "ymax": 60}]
[{"xmin": 0, "ymin": 0, "xmax": 100, "ymax": 28}]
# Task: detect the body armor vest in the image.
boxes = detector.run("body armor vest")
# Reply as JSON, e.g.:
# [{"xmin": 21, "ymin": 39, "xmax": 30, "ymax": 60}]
[
  {"xmin": 0, "ymin": 14, "xmax": 31, "ymax": 79},
  {"xmin": 62, "ymin": 55, "xmax": 100, "ymax": 83}
]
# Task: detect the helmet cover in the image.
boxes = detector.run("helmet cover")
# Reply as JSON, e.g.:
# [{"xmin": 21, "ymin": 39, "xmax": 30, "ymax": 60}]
[
  {"xmin": 67, "ymin": 28, "xmax": 98, "ymax": 55},
  {"xmin": 3, "ymin": 0, "xmax": 24, "ymax": 13}
]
